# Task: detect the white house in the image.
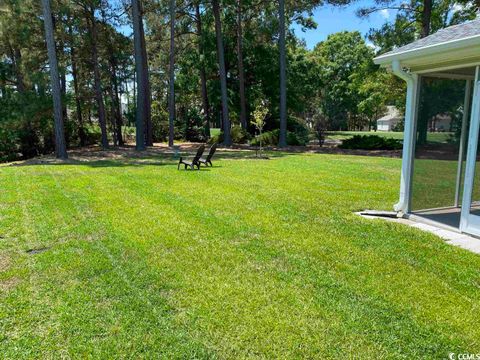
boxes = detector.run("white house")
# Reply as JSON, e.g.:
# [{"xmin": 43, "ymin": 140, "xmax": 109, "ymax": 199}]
[
  {"xmin": 376, "ymin": 106, "xmax": 403, "ymax": 131},
  {"xmin": 374, "ymin": 17, "xmax": 480, "ymax": 236}
]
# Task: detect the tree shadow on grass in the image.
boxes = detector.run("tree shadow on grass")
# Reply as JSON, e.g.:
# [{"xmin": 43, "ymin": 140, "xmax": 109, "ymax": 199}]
[
  {"xmin": 9, "ymin": 159, "xmax": 172, "ymax": 168},
  {"xmin": 8, "ymin": 147, "xmax": 299, "ymax": 168}
]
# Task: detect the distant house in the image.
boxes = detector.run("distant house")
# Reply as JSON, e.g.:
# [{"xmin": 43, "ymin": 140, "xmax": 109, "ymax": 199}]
[
  {"xmin": 376, "ymin": 106, "xmax": 453, "ymax": 132},
  {"xmin": 376, "ymin": 106, "xmax": 403, "ymax": 131}
]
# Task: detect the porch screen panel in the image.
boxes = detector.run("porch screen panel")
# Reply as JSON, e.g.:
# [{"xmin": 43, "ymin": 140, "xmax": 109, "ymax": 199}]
[
  {"xmin": 469, "ymin": 69, "xmax": 480, "ymax": 216},
  {"xmin": 411, "ymin": 77, "xmax": 468, "ymax": 211},
  {"xmin": 469, "ymin": 125, "xmax": 480, "ymax": 215}
]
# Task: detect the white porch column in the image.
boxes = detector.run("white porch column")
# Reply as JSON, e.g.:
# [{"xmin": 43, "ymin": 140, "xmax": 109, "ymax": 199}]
[
  {"xmin": 392, "ymin": 60, "xmax": 420, "ymax": 213},
  {"xmin": 454, "ymin": 79, "xmax": 472, "ymax": 207},
  {"xmin": 460, "ymin": 66, "xmax": 480, "ymax": 231}
]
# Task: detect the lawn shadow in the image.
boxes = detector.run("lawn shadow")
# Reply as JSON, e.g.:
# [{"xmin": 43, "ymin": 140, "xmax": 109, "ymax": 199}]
[
  {"xmin": 9, "ymin": 158, "xmax": 172, "ymax": 168},
  {"xmin": 7, "ymin": 144, "xmax": 300, "ymax": 169}
]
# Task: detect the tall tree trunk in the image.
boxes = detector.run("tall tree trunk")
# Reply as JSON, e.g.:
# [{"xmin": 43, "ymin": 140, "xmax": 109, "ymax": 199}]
[
  {"xmin": 99, "ymin": 11, "xmax": 124, "ymax": 148},
  {"xmin": 236, "ymin": 0, "xmax": 247, "ymax": 130},
  {"xmin": 195, "ymin": 2, "xmax": 211, "ymax": 138},
  {"xmin": 278, "ymin": 0, "xmax": 287, "ymax": 147},
  {"xmin": 110, "ymin": 57, "xmax": 124, "ymax": 146},
  {"xmin": 88, "ymin": 8, "xmax": 108, "ymax": 149},
  {"xmin": 125, "ymin": 81, "xmax": 130, "ymax": 108},
  {"xmin": 139, "ymin": 6, "xmax": 153, "ymax": 146},
  {"xmin": 54, "ymin": 19, "xmax": 69, "ymax": 146},
  {"xmin": 7, "ymin": 43, "xmax": 26, "ymax": 93},
  {"xmin": 107, "ymin": 85, "xmax": 118, "ymax": 146},
  {"xmin": 133, "ymin": 70, "xmax": 136, "ymax": 109},
  {"xmin": 0, "ymin": 68, "xmax": 6, "ymax": 98},
  {"xmin": 168, "ymin": 0, "xmax": 175, "ymax": 147},
  {"xmin": 132, "ymin": 0, "xmax": 146, "ymax": 150},
  {"xmin": 14, "ymin": 48, "xmax": 26, "ymax": 93},
  {"xmin": 212, "ymin": 0, "xmax": 231, "ymax": 146},
  {"xmin": 420, "ymin": 0, "xmax": 432, "ymax": 38},
  {"xmin": 60, "ymin": 70, "xmax": 69, "ymax": 145},
  {"xmin": 41, "ymin": 0, "xmax": 68, "ymax": 159},
  {"xmin": 69, "ymin": 27, "xmax": 86, "ymax": 147}
]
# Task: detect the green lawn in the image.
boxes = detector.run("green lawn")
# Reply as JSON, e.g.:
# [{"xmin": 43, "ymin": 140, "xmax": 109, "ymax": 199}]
[{"xmin": 1, "ymin": 150, "xmax": 479, "ymax": 358}]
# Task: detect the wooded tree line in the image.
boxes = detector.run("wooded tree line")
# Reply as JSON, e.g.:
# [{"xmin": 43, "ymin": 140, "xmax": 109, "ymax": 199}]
[{"xmin": 0, "ymin": 0, "xmax": 478, "ymax": 160}]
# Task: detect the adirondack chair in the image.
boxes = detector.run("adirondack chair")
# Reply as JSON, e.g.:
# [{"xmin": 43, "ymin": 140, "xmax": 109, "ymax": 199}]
[
  {"xmin": 178, "ymin": 145, "xmax": 205, "ymax": 170},
  {"xmin": 199, "ymin": 143, "xmax": 217, "ymax": 167}
]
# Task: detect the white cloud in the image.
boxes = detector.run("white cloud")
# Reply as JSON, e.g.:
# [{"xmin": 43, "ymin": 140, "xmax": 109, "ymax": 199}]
[{"xmin": 379, "ymin": 9, "xmax": 390, "ymax": 20}]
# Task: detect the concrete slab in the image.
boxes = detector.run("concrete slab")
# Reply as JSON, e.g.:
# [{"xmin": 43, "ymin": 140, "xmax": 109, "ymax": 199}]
[
  {"xmin": 447, "ymin": 236, "xmax": 480, "ymax": 253},
  {"xmin": 431, "ymin": 229, "xmax": 466, "ymax": 241},
  {"xmin": 410, "ymin": 222, "xmax": 440, "ymax": 233}
]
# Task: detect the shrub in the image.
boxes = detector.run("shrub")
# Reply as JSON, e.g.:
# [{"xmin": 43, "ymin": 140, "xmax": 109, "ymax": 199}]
[
  {"xmin": 185, "ymin": 125, "xmax": 206, "ymax": 143},
  {"xmin": 174, "ymin": 108, "xmax": 204, "ymax": 142},
  {"xmin": 231, "ymin": 126, "xmax": 251, "ymax": 143},
  {"xmin": 122, "ymin": 126, "xmax": 136, "ymax": 143},
  {"xmin": 208, "ymin": 126, "xmax": 250, "ymax": 144},
  {"xmin": 151, "ymin": 115, "xmax": 169, "ymax": 143},
  {"xmin": 208, "ymin": 133, "xmax": 222, "ymax": 145},
  {"xmin": 252, "ymin": 102, "xmax": 268, "ymax": 156},
  {"xmin": 339, "ymin": 135, "xmax": 402, "ymax": 150},
  {"xmin": 287, "ymin": 132, "xmax": 304, "ymax": 146},
  {"xmin": 0, "ymin": 127, "xmax": 20, "ymax": 162},
  {"xmin": 250, "ymin": 130, "xmax": 278, "ymax": 147},
  {"xmin": 0, "ymin": 91, "xmax": 56, "ymax": 162},
  {"xmin": 310, "ymin": 112, "xmax": 328, "ymax": 147},
  {"xmin": 249, "ymin": 129, "xmax": 307, "ymax": 147},
  {"xmin": 84, "ymin": 127, "xmax": 102, "ymax": 145},
  {"xmin": 288, "ymin": 116, "xmax": 309, "ymax": 146}
]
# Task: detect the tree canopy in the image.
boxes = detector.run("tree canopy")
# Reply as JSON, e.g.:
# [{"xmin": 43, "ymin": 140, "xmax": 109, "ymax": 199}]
[{"xmin": 0, "ymin": 0, "xmax": 475, "ymax": 160}]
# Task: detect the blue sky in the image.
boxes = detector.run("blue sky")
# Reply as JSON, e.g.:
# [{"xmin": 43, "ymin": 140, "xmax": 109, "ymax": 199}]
[
  {"xmin": 292, "ymin": 1, "xmax": 392, "ymax": 49},
  {"xmin": 119, "ymin": 1, "xmax": 392, "ymax": 49}
]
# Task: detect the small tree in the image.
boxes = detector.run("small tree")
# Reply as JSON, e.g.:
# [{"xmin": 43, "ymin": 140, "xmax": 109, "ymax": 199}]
[
  {"xmin": 252, "ymin": 102, "xmax": 268, "ymax": 157},
  {"xmin": 312, "ymin": 110, "xmax": 328, "ymax": 147}
]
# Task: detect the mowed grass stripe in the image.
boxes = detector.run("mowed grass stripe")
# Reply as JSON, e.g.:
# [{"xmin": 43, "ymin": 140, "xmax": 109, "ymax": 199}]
[
  {"xmin": 46, "ymin": 165, "xmax": 214, "ymax": 358},
  {"xmin": 46, "ymin": 157, "xmax": 476, "ymax": 354},
  {"xmin": 0, "ymin": 152, "xmax": 479, "ymax": 358},
  {"xmin": 1, "ymin": 166, "xmax": 213, "ymax": 358},
  {"xmin": 55, "ymin": 162, "xmax": 391, "ymax": 357}
]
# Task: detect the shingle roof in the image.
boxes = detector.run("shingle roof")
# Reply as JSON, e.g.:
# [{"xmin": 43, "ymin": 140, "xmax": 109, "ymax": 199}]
[{"xmin": 382, "ymin": 18, "xmax": 480, "ymax": 57}]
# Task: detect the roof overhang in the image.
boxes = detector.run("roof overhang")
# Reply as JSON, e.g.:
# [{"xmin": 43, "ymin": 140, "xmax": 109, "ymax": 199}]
[{"xmin": 374, "ymin": 34, "xmax": 480, "ymax": 75}]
